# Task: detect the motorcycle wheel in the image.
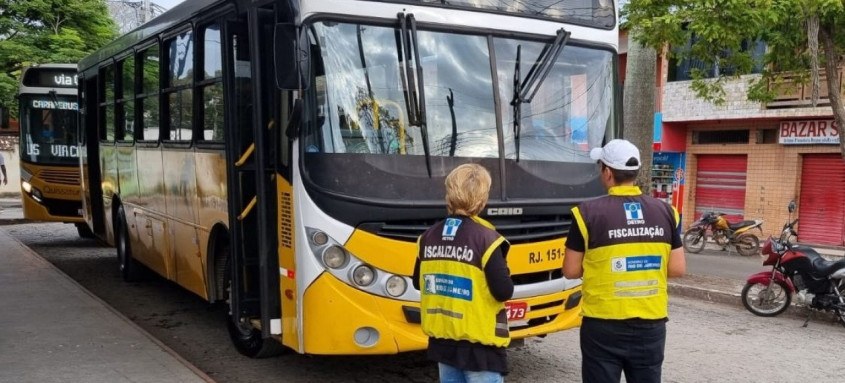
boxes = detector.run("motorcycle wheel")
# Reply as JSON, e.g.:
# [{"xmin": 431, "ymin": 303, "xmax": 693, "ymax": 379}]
[
  {"xmin": 741, "ymin": 281, "xmax": 791, "ymax": 317},
  {"xmin": 735, "ymin": 234, "xmax": 760, "ymax": 256},
  {"xmin": 713, "ymin": 230, "xmax": 730, "ymax": 248},
  {"xmin": 835, "ymin": 308, "xmax": 845, "ymax": 328},
  {"xmin": 682, "ymin": 229, "xmax": 706, "ymax": 253}
]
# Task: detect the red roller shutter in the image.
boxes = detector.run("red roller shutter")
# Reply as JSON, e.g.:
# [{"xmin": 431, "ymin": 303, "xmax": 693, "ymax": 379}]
[
  {"xmin": 798, "ymin": 154, "xmax": 845, "ymax": 246},
  {"xmin": 694, "ymin": 155, "xmax": 748, "ymax": 222}
]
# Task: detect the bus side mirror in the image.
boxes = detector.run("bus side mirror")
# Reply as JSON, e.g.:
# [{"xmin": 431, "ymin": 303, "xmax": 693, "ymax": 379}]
[
  {"xmin": 788, "ymin": 200, "xmax": 796, "ymax": 213},
  {"xmin": 274, "ymin": 23, "xmax": 310, "ymax": 90}
]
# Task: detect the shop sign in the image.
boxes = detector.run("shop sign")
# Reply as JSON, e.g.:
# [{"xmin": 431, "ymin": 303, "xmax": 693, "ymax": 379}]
[{"xmin": 779, "ymin": 119, "xmax": 839, "ymax": 144}]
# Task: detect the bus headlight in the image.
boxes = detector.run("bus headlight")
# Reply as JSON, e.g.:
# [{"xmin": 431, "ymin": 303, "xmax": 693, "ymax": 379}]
[
  {"xmin": 385, "ymin": 275, "xmax": 407, "ymax": 297},
  {"xmin": 351, "ymin": 265, "xmax": 375, "ymax": 286},
  {"xmin": 31, "ymin": 187, "xmax": 44, "ymax": 202},
  {"xmin": 305, "ymin": 226, "xmax": 419, "ymax": 301},
  {"xmin": 20, "ymin": 168, "xmax": 33, "ymax": 182},
  {"xmin": 322, "ymin": 246, "xmax": 348, "ymax": 269},
  {"xmin": 22, "ymin": 181, "xmax": 32, "ymax": 193},
  {"xmin": 311, "ymin": 231, "xmax": 328, "ymax": 246}
]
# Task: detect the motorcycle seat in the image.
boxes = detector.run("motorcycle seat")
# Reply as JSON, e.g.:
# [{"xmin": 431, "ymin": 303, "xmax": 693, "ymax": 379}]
[
  {"xmin": 729, "ymin": 220, "xmax": 757, "ymax": 230},
  {"xmin": 810, "ymin": 256, "xmax": 845, "ymax": 277}
]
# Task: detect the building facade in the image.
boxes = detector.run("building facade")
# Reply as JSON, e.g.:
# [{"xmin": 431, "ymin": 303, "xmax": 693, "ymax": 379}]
[{"xmin": 660, "ymin": 71, "xmax": 845, "ymax": 246}]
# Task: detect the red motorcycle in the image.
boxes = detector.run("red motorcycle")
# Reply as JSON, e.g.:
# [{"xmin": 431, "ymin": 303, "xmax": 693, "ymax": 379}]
[{"xmin": 741, "ymin": 201, "xmax": 845, "ymax": 326}]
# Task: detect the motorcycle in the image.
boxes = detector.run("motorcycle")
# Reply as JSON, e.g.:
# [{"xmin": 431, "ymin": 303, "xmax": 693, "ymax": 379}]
[
  {"xmin": 682, "ymin": 211, "xmax": 763, "ymax": 256},
  {"xmin": 741, "ymin": 201, "xmax": 845, "ymax": 327}
]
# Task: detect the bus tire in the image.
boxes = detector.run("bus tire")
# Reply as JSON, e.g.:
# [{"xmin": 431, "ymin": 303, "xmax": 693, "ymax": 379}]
[
  {"xmin": 226, "ymin": 315, "xmax": 286, "ymax": 358},
  {"xmin": 117, "ymin": 205, "xmax": 143, "ymax": 282},
  {"xmin": 75, "ymin": 222, "xmax": 95, "ymax": 239},
  {"xmin": 223, "ymin": 244, "xmax": 285, "ymax": 358}
]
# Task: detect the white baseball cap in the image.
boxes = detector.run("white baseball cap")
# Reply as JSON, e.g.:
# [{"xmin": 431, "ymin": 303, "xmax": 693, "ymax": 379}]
[{"xmin": 590, "ymin": 139, "xmax": 641, "ymax": 170}]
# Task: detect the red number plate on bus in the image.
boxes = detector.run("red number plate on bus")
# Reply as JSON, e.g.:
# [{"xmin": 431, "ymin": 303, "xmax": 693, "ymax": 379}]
[{"xmin": 506, "ymin": 301, "xmax": 528, "ymax": 321}]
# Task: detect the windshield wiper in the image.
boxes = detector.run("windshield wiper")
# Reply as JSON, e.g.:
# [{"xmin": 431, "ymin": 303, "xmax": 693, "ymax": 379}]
[
  {"xmin": 510, "ymin": 28, "xmax": 570, "ymax": 162},
  {"xmin": 41, "ymin": 90, "xmax": 59, "ymax": 126},
  {"xmin": 398, "ymin": 12, "xmax": 431, "ymax": 177}
]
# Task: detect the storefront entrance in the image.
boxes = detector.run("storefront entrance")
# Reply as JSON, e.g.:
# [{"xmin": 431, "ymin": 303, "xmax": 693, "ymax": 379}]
[
  {"xmin": 694, "ymin": 154, "xmax": 748, "ymax": 221},
  {"xmin": 798, "ymin": 154, "xmax": 845, "ymax": 246}
]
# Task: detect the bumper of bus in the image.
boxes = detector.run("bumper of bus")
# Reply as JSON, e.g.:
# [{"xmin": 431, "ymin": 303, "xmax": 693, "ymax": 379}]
[
  {"xmin": 21, "ymin": 192, "xmax": 83, "ymax": 223},
  {"xmin": 301, "ymin": 273, "xmax": 582, "ymax": 355}
]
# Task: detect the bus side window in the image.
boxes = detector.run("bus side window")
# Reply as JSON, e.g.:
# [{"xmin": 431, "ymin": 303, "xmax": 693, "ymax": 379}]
[
  {"xmin": 165, "ymin": 30, "xmax": 194, "ymax": 142},
  {"xmin": 139, "ymin": 45, "xmax": 160, "ymax": 142},
  {"xmin": 118, "ymin": 55, "xmax": 136, "ymax": 142},
  {"xmin": 200, "ymin": 23, "xmax": 224, "ymax": 142},
  {"xmin": 99, "ymin": 64, "xmax": 115, "ymax": 142}
]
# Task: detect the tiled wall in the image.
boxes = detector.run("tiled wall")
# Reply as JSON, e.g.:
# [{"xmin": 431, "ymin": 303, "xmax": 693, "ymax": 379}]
[
  {"xmin": 681, "ymin": 123, "xmax": 839, "ymax": 240},
  {"xmin": 662, "ymin": 75, "xmax": 833, "ymax": 123}
]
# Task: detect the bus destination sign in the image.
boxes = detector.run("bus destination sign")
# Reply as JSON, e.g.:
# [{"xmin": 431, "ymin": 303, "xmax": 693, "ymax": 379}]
[
  {"xmin": 30, "ymin": 99, "xmax": 79, "ymax": 111},
  {"xmin": 22, "ymin": 68, "xmax": 78, "ymax": 89}
]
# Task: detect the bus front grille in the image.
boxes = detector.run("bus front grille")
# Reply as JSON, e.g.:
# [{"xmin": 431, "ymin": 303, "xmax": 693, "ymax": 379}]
[
  {"xmin": 38, "ymin": 169, "xmax": 80, "ymax": 185},
  {"xmin": 42, "ymin": 196, "xmax": 83, "ymax": 217},
  {"xmin": 359, "ymin": 215, "xmax": 572, "ymax": 245}
]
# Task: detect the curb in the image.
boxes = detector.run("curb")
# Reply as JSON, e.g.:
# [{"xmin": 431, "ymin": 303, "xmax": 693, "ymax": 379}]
[
  {"xmin": 669, "ymin": 283, "xmax": 741, "ymax": 307},
  {"xmin": 0, "ymin": 219, "xmax": 30, "ymax": 226}
]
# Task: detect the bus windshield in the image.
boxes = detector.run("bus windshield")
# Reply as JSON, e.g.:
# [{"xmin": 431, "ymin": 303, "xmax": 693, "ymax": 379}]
[
  {"xmin": 19, "ymin": 94, "xmax": 80, "ymax": 165},
  {"xmin": 302, "ymin": 21, "xmax": 615, "ymax": 201}
]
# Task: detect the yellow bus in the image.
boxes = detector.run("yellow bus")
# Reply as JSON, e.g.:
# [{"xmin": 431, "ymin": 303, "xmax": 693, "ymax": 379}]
[
  {"xmin": 18, "ymin": 64, "xmax": 91, "ymax": 237},
  {"xmin": 78, "ymin": 0, "xmax": 619, "ymax": 357}
]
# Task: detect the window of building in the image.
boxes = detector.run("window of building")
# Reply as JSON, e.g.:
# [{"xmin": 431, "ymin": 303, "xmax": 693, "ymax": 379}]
[
  {"xmin": 693, "ymin": 129, "xmax": 750, "ymax": 144},
  {"xmin": 668, "ymin": 38, "xmax": 766, "ymax": 82},
  {"xmin": 756, "ymin": 128, "xmax": 779, "ymax": 144}
]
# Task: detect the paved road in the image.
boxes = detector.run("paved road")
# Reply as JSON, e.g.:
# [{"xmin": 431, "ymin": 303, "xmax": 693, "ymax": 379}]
[
  {"xmin": 8, "ymin": 222, "xmax": 845, "ymax": 382},
  {"xmin": 685, "ymin": 248, "xmax": 764, "ymax": 281}
]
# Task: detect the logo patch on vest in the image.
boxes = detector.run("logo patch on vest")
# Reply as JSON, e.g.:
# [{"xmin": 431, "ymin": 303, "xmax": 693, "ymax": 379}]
[
  {"xmin": 611, "ymin": 256, "xmax": 662, "ymax": 272},
  {"xmin": 423, "ymin": 273, "xmax": 473, "ymax": 301},
  {"xmin": 623, "ymin": 202, "xmax": 645, "ymax": 224},
  {"xmin": 442, "ymin": 218, "xmax": 463, "ymax": 238}
]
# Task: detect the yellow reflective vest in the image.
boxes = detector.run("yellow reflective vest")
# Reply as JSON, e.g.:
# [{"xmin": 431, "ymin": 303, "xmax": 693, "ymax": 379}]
[
  {"xmin": 418, "ymin": 216, "xmax": 510, "ymax": 347},
  {"xmin": 571, "ymin": 186, "xmax": 680, "ymax": 320}
]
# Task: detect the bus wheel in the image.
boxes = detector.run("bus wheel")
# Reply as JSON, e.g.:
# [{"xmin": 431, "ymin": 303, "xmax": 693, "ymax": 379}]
[
  {"xmin": 75, "ymin": 223, "xmax": 95, "ymax": 239},
  {"xmin": 223, "ymin": 248, "xmax": 285, "ymax": 358},
  {"xmin": 117, "ymin": 206, "xmax": 143, "ymax": 282}
]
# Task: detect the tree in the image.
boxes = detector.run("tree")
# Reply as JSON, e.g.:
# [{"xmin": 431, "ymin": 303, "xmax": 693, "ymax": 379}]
[
  {"xmin": 0, "ymin": 0, "xmax": 117, "ymax": 118},
  {"xmin": 623, "ymin": 30, "xmax": 657, "ymax": 193},
  {"xmin": 624, "ymin": 0, "xmax": 845, "ymax": 157}
]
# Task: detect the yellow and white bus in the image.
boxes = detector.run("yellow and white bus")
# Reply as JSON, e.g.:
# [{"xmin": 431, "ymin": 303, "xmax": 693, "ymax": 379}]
[
  {"xmin": 78, "ymin": 0, "xmax": 619, "ymax": 357},
  {"xmin": 18, "ymin": 64, "xmax": 91, "ymax": 237}
]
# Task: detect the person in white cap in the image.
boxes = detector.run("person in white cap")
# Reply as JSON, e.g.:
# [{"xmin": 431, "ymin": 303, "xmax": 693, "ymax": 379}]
[{"xmin": 562, "ymin": 139, "xmax": 686, "ymax": 383}]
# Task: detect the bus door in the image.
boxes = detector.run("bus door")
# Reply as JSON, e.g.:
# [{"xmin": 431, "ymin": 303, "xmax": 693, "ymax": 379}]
[
  {"xmin": 81, "ymin": 74, "xmax": 106, "ymax": 236},
  {"xmin": 224, "ymin": 8, "xmax": 282, "ymax": 345}
]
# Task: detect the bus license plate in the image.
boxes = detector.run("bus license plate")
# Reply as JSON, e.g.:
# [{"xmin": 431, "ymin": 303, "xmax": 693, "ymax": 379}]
[{"xmin": 506, "ymin": 301, "xmax": 527, "ymax": 321}]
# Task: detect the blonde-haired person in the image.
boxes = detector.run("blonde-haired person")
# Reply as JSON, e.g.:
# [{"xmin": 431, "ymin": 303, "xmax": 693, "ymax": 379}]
[{"xmin": 414, "ymin": 163, "xmax": 514, "ymax": 383}]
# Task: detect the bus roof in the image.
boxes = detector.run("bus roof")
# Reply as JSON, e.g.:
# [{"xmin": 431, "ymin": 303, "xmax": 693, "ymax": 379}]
[{"xmin": 79, "ymin": 0, "xmax": 227, "ymax": 72}]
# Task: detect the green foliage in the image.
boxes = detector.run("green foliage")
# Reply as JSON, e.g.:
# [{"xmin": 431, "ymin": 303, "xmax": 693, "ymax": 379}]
[
  {"xmin": 0, "ymin": 0, "xmax": 117, "ymax": 118},
  {"xmin": 623, "ymin": 0, "xmax": 845, "ymax": 104}
]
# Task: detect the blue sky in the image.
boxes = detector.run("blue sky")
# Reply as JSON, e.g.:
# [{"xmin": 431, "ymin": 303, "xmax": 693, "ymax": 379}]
[{"xmin": 154, "ymin": 0, "xmax": 184, "ymax": 11}]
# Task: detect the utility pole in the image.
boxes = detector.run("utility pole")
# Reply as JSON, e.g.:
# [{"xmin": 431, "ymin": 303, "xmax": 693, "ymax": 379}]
[{"xmin": 142, "ymin": 0, "xmax": 151, "ymax": 24}]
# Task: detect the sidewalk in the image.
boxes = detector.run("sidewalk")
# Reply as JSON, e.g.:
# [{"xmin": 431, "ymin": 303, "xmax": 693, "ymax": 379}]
[{"xmin": 0, "ymin": 225, "xmax": 213, "ymax": 382}]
